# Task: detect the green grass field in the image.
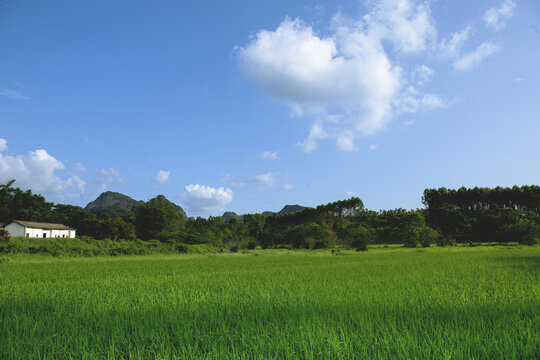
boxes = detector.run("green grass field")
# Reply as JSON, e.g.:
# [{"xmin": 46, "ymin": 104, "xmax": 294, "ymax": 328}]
[{"xmin": 1, "ymin": 246, "xmax": 539, "ymax": 359}]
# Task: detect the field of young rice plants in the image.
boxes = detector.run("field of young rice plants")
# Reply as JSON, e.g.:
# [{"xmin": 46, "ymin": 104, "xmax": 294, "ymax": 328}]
[{"xmin": 1, "ymin": 246, "xmax": 539, "ymax": 359}]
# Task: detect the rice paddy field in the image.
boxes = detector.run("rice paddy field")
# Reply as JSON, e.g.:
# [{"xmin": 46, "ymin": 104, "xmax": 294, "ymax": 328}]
[{"xmin": 1, "ymin": 246, "xmax": 539, "ymax": 359}]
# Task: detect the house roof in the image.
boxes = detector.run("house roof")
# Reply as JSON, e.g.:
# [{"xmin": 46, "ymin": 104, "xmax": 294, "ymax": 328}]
[{"xmin": 11, "ymin": 220, "xmax": 74, "ymax": 231}]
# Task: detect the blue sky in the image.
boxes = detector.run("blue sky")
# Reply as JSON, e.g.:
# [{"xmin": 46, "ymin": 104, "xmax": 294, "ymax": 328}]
[{"xmin": 1, "ymin": 0, "xmax": 539, "ymax": 217}]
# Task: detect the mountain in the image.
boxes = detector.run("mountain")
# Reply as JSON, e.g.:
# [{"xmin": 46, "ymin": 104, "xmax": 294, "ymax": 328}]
[
  {"xmin": 278, "ymin": 205, "xmax": 306, "ymax": 215},
  {"xmin": 147, "ymin": 195, "xmax": 187, "ymax": 219},
  {"xmin": 222, "ymin": 211, "xmax": 243, "ymax": 222},
  {"xmin": 221, "ymin": 206, "xmax": 305, "ymax": 222},
  {"xmin": 85, "ymin": 192, "xmax": 143, "ymax": 217}
]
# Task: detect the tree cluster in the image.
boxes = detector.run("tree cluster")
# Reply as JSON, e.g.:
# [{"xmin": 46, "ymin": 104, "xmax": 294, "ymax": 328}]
[
  {"xmin": 1, "ymin": 180, "xmax": 539, "ymax": 249},
  {"xmin": 423, "ymin": 186, "xmax": 540, "ymax": 244}
]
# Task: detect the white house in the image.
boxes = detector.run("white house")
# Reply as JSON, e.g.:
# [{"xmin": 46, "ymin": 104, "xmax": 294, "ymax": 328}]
[{"xmin": 5, "ymin": 220, "xmax": 76, "ymax": 239}]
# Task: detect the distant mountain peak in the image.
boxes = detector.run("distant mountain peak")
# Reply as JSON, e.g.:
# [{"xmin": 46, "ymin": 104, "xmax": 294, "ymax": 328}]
[
  {"xmin": 278, "ymin": 205, "xmax": 306, "ymax": 215},
  {"xmin": 222, "ymin": 211, "xmax": 243, "ymax": 222},
  {"xmin": 85, "ymin": 192, "xmax": 143, "ymax": 217},
  {"xmin": 147, "ymin": 195, "xmax": 187, "ymax": 219}
]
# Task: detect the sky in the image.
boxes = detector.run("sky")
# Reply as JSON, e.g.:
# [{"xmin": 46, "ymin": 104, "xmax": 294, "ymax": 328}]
[{"xmin": 1, "ymin": 0, "xmax": 539, "ymax": 217}]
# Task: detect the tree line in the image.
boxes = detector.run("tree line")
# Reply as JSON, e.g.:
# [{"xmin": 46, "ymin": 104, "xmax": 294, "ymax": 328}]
[
  {"xmin": 423, "ymin": 186, "xmax": 540, "ymax": 245},
  {"xmin": 1, "ymin": 181, "xmax": 539, "ymax": 250}
]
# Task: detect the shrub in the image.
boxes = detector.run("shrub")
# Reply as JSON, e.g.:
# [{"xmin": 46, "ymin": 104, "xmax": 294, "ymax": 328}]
[
  {"xmin": 246, "ymin": 238, "xmax": 258, "ymax": 250},
  {"xmin": 501, "ymin": 221, "xmax": 540, "ymax": 245},
  {"xmin": 175, "ymin": 244, "xmax": 188, "ymax": 253},
  {"xmin": 437, "ymin": 236, "xmax": 457, "ymax": 247},
  {"xmin": 404, "ymin": 225, "xmax": 439, "ymax": 248},
  {"xmin": 340, "ymin": 224, "xmax": 375, "ymax": 251}
]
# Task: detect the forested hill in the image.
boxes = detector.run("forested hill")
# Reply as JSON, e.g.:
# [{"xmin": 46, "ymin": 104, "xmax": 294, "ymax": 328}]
[
  {"xmin": 85, "ymin": 192, "xmax": 187, "ymax": 219},
  {"xmin": 278, "ymin": 205, "xmax": 306, "ymax": 214},
  {"xmin": 222, "ymin": 212, "xmax": 243, "ymax": 222},
  {"xmin": 147, "ymin": 195, "xmax": 187, "ymax": 219},
  {"xmin": 85, "ymin": 192, "xmax": 143, "ymax": 217},
  {"xmin": 221, "ymin": 205, "xmax": 306, "ymax": 222}
]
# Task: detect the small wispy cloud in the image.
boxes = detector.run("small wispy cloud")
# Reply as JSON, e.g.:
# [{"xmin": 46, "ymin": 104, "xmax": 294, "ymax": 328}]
[
  {"xmin": 71, "ymin": 162, "xmax": 87, "ymax": 174},
  {"xmin": 0, "ymin": 138, "xmax": 7, "ymax": 152},
  {"xmin": 414, "ymin": 65, "xmax": 434, "ymax": 86},
  {"xmin": 0, "ymin": 87, "xmax": 30, "ymax": 100},
  {"xmin": 454, "ymin": 42, "xmax": 499, "ymax": 71},
  {"xmin": 403, "ymin": 119, "xmax": 416, "ymax": 126},
  {"xmin": 439, "ymin": 26, "xmax": 472, "ymax": 59},
  {"xmin": 283, "ymin": 183, "xmax": 295, "ymax": 191},
  {"xmin": 255, "ymin": 172, "xmax": 276, "ymax": 186},
  {"xmin": 297, "ymin": 123, "xmax": 328, "ymax": 153},
  {"xmin": 261, "ymin": 151, "xmax": 278, "ymax": 160},
  {"xmin": 221, "ymin": 173, "xmax": 246, "ymax": 187},
  {"xmin": 153, "ymin": 170, "xmax": 170, "ymax": 184},
  {"xmin": 368, "ymin": 145, "xmax": 379, "ymax": 151},
  {"xmin": 94, "ymin": 168, "xmax": 125, "ymax": 190},
  {"xmin": 484, "ymin": 0, "xmax": 516, "ymax": 31},
  {"xmin": 221, "ymin": 174, "xmax": 234, "ymax": 183}
]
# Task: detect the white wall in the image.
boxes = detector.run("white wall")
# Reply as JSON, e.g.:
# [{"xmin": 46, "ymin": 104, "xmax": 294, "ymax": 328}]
[
  {"xmin": 27, "ymin": 228, "xmax": 46, "ymax": 238},
  {"xmin": 4, "ymin": 223, "xmax": 76, "ymax": 238},
  {"xmin": 5, "ymin": 223, "xmax": 24, "ymax": 237},
  {"xmin": 50, "ymin": 229, "xmax": 75, "ymax": 238}
]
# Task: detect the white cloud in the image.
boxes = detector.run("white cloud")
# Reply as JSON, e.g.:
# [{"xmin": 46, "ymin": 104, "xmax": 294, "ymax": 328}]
[
  {"xmin": 398, "ymin": 87, "xmax": 446, "ymax": 113},
  {"xmin": 261, "ymin": 151, "xmax": 278, "ymax": 160},
  {"xmin": 0, "ymin": 87, "xmax": 29, "ymax": 100},
  {"xmin": 71, "ymin": 162, "xmax": 86, "ymax": 174},
  {"xmin": 336, "ymin": 132, "xmax": 358, "ymax": 152},
  {"xmin": 220, "ymin": 173, "xmax": 234, "ymax": 183},
  {"xmin": 345, "ymin": 191, "xmax": 357, "ymax": 197},
  {"xmin": 484, "ymin": 0, "xmax": 516, "ymax": 31},
  {"xmin": 94, "ymin": 168, "xmax": 125, "ymax": 190},
  {"xmin": 297, "ymin": 122, "xmax": 328, "ymax": 153},
  {"xmin": 255, "ymin": 172, "xmax": 276, "ymax": 186},
  {"xmin": 180, "ymin": 184, "xmax": 233, "ymax": 215},
  {"xmin": 0, "ymin": 140, "xmax": 85, "ymax": 195},
  {"xmin": 230, "ymin": 182, "xmax": 247, "ymax": 187},
  {"xmin": 0, "ymin": 138, "xmax": 7, "ymax": 152},
  {"xmin": 439, "ymin": 27, "xmax": 472, "ymax": 59},
  {"xmin": 414, "ymin": 65, "xmax": 434, "ymax": 86},
  {"xmin": 283, "ymin": 183, "xmax": 295, "ymax": 191},
  {"xmin": 220, "ymin": 173, "xmax": 246, "ymax": 187},
  {"xmin": 237, "ymin": 0, "xmax": 445, "ymax": 152},
  {"xmin": 403, "ymin": 119, "xmax": 416, "ymax": 126},
  {"xmin": 368, "ymin": 145, "xmax": 379, "ymax": 151},
  {"xmin": 454, "ymin": 42, "xmax": 500, "ymax": 71},
  {"xmin": 366, "ymin": 0, "xmax": 437, "ymax": 53},
  {"xmin": 153, "ymin": 170, "xmax": 170, "ymax": 184}
]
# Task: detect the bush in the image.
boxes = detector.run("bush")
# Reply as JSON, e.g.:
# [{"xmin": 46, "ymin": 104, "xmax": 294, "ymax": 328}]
[
  {"xmin": 405, "ymin": 225, "xmax": 439, "ymax": 248},
  {"xmin": 501, "ymin": 221, "xmax": 540, "ymax": 245},
  {"xmin": 305, "ymin": 237, "xmax": 328, "ymax": 250},
  {"xmin": 348, "ymin": 225, "xmax": 376, "ymax": 251},
  {"xmin": 175, "ymin": 244, "xmax": 188, "ymax": 253},
  {"xmin": 246, "ymin": 238, "xmax": 258, "ymax": 250},
  {"xmin": 437, "ymin": 236, "xmax": 457, "ymax": 247}
]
